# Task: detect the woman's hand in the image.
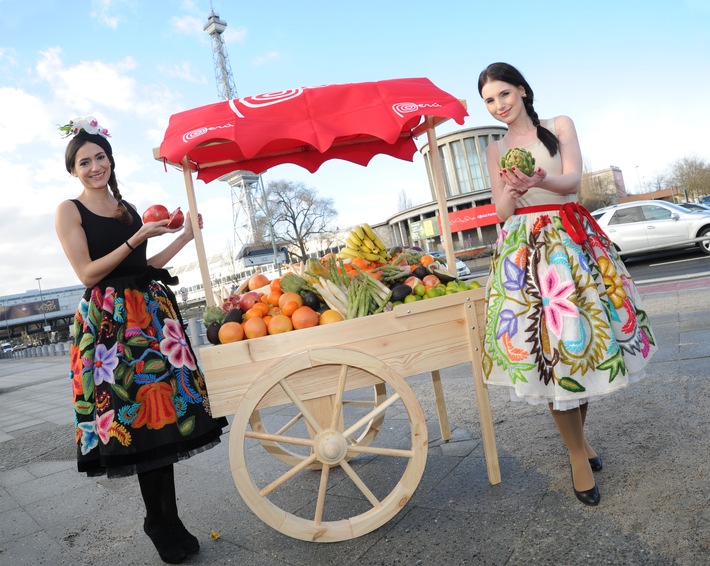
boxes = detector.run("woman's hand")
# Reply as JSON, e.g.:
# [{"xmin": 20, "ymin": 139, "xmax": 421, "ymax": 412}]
[
  {"xmin": 182, "ymin": 211, "xmax": 203, "ymax": 241},
  {"xmin": 139, "ymin": 219, "xmax": 182, "ymax": 239},
  {"xmin": 500, "ymin": 166, "xmax": 547, "ymax": 199}
]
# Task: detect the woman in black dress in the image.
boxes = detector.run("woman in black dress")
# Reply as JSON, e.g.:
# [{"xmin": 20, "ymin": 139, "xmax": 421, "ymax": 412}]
[{"xmin": 56, "ymin": 117, "xmax": 227, "ymax": 564}]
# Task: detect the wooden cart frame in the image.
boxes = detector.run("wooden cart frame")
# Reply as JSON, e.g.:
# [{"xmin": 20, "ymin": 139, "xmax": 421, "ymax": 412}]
[{"xmin": 156, "ymin": 107, "xmax": 501, "ymax": 542}]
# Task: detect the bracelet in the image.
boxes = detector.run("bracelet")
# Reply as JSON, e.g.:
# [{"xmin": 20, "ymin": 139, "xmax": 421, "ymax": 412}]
[{"xmin": 125, "ymin": 240, "xmax": 135, "ymax": 251}]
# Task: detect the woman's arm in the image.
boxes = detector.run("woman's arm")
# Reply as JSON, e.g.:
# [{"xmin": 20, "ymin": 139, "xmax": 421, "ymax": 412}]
[
  {"xmin": 147, "ymin": 212, "xmax": 202, "ymax": 269},
  {"xmin": 533, "ymin": 115, "xmax": 582, "ymax": 195},
  {"xmin": 55, "ymin": 200, "xmax": 179, "ymax": 287}
]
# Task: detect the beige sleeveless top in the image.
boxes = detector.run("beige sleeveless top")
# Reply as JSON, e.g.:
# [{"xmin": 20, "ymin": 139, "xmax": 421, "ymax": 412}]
[{"xmin": 497, "ymin": 118, "xmax": 576, "ymax": 207}]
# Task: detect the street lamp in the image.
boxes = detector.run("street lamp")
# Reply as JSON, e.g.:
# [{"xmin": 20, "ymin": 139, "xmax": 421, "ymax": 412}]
[{"xmin": 35, "ymin": 277, "xmax": 50, "ymax": 334}]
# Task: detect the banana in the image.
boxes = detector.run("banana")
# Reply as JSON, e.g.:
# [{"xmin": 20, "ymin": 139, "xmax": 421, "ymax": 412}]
[
  {"xmin": 362, "ymin": 251, "xmax": 387, "ymax": 262},
  {"xmin": 361, "ymin": 237, "xmax": 378, "ymax": 253},
  {"xmin": 353, "ymin": 225, "xmax": 366, "ymax": 240},
  {"xmin": 361, "ymin": 223, "xmax": 388, "ymax": 253},
  {"xmin": 346, "ymin": 235, "xmax": 362, "ymax": 249},
  {"xmin": 361, "ymin": 223, "xmax": 376, "ymax": 241},
  {"xmin": 339, "ymin": 247, "xmax": 365, "ymax": 259}
]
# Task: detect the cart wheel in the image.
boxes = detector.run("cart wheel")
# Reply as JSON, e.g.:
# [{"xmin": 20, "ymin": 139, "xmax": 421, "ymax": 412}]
[
  {"xmin": 229, "ymin": 347, "xmax": 428, "ymax": 542},
  {"xmin": 248, "ymin": 383, "xmax": 387, "ymax": 469}
]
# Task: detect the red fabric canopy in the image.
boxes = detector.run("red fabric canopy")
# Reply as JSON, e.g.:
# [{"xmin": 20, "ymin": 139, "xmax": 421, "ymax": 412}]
[{"xmin": 158, "ymin": 77, "xmax": 468, "ymax": 183}]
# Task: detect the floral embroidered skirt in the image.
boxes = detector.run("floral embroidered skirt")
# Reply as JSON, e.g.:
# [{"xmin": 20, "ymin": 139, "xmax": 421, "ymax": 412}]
[
  {"xmin": 70, "ymin": 275, "xmax": 226, "ymax": 477},
  {"xmin": 482, "ymin": 208, "xmax": 658, "ymax": 410}
]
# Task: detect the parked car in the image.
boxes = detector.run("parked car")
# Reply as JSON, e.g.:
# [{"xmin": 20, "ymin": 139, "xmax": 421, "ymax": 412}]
[
  {"xmin": 430, "ymin": 252, "xmax": 471, "ymax": 277},
  {"xmin": 678, "ymin": 202, "xmax": 710, "ymax": 212},
  {"xmin": 590, "ymin": 200, "xmax": 710, "ymax": 256},
  {"xmin": 2, "ymin": 343, "xmax": 13, "ymax": 354}
]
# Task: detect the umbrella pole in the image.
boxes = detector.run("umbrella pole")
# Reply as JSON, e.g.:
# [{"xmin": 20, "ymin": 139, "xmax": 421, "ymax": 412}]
[
  {"xmin": 181, "ymin": 158, "xmax": 217, "ymax": 308},
  {"xmin": 425, "ymin": 117, "xmax": 456, "ymax": 274}
]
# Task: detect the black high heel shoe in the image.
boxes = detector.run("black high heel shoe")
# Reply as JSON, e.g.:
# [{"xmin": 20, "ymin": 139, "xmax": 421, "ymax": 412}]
[
  {"xmin": 143, "ymin": 519, "xmax": 188, "ymax": 564},
  {"xmin": 588, "ymin": 456, "xmax": 603, "ymax": 472},
  {"xmin": 571, "ymin": 469, "xmax": 601, "ymax": 506}
]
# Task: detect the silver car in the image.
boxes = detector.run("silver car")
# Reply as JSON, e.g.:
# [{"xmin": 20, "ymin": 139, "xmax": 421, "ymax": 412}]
[
  {"xmin": 430, "ymin": 252, "xmax": 471, "ymax": 277},
  {"xmin": 591, "ymin": 200, "xmax": 710, "ymax": 256}
]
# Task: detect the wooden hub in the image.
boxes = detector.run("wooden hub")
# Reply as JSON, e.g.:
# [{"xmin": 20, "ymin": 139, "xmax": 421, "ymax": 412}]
[{"xmin": 313, "ymin": 430, "xmax": 348, "ymax": 465}]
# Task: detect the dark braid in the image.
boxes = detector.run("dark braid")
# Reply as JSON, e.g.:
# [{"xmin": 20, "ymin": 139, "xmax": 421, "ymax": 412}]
[
  {"xmin": 106, "ymin": 162, "xmax": 132, "ymax": 225},
  {"xmin": 478, "ymin": 62, "xmax": 559, "ymax": 157}
]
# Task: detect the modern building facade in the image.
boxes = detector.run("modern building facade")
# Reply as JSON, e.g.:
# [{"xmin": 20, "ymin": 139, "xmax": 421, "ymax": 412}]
[{"xmin": 381, "ymin": 125, "xmax": 507, "ymax": 253}]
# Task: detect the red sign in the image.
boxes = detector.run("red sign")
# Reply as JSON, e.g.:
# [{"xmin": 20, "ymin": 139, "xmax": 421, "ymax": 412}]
[{"xmin": 441, "ymin": 204, "xmax": 501, "ymax": 233}]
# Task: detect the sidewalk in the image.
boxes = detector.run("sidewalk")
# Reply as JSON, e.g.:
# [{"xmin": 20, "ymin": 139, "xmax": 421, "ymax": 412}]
[{"xmin": 0, "ymin": 278, "xmax": 708, "ymax": 565}]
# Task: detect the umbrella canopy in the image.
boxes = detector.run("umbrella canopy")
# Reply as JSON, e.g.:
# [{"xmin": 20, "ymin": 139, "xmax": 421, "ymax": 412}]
[{"xmin": 157, "ymin": 77, "xmax": 468, "ymax": 182}]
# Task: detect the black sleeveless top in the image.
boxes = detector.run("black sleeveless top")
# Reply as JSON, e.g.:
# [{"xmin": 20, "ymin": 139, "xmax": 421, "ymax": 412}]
[{"xmin": 71, "ymin": 199, "xmax": 149, "ymax": 279}]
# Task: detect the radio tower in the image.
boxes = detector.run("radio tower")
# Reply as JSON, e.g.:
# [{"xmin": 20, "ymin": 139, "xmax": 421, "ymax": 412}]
[{"xmin": 204, "ymin": 5, "xmax": 259, "ymax": 247}]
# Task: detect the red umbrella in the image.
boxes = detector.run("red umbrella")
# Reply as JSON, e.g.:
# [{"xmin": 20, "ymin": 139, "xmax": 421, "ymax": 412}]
[
  {"xmin": 157, "ymin": 77, "xmax": 467, "ymax": 182},
  {"xmin": 155, "ymin": 77, "xmax": 468, "ymax": 305}
]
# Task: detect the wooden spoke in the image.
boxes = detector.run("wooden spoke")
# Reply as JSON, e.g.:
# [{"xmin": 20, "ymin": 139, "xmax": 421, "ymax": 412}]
[
  {"xmin": 259, "ymin": 453, "xmax": 318, "ymax": 497},
  {"xmin": 275, "ymin": 412, "xmax": 304, "ymax": 436},
  {"xmin": 339, "ymin": 460, "xmax": 380, "ymax": 508},
  {"xmin": 346, "ymin": 445, "xmax": 414, "ymax": 458},
  {"xmin": 343, "ymin": 393, "xmax": 401, "ymax": 439},
  {"xmin": 279, "ymin": 377, "xmax": 323, "ymax": 434},
  {"xmin": 245, "ymin": 430, "xmax": 314, "ymax": 448},
  {"xmin": 329, "ymin": 364, "xmax": 349, "ymax": 430},
  {"xmin": 314, "ymin": 465, "xmax": 331, "ymax": 526}
]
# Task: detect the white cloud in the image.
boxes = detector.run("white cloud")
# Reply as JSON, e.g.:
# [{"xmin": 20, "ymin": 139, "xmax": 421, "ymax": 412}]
[{"xmin": 251, "ymin": 51, "xmax": 280, "ymax": 67}]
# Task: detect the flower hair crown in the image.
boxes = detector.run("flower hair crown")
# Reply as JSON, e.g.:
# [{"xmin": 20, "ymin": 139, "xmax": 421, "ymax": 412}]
[{"xmin": 59, "ymin": 116, "xmax": 110, "ymax": 139}]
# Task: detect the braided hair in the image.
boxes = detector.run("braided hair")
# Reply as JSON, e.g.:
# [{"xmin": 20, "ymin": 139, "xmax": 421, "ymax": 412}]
[
  {"xmin": 64, "ymin": 131, "xmax": 132, "ymax": 224},
  {"xmin": 478, "ymin": 62, "xmax": 559, "ymax": 157}
]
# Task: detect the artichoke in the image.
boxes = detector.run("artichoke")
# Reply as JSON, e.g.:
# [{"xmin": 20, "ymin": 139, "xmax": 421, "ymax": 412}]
[{"xmin": 500, "ymin": 147, "xmax": 536, "ymax": 176}]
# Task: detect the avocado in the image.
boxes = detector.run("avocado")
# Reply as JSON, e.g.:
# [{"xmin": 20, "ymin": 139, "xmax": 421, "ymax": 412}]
[
  {"xmin": 412, "ymin": 265, "xmax": 429, "ymax": 280},
  {"xmin": 224, "ymin": 308, "xmax": 244, "ymax": 324},
  {"xmin": 390, "ymin": 284, "xmax": 412, "ymax": 303},
  {"xmin": 206, "ymin": 322, "xmax": 222, "ymax": 345},
  {"xmin": 430, "ymin": 268, "xmax": 457, "ymax": 283}
]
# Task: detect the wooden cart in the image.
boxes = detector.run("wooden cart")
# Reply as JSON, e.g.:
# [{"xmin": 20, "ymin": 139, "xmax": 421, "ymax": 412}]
[
  {"xmin": 199, "ymin": 286, "xmax": 499, "ymax": 542},
  {"xmin": 155, "ymin": 82, "xmax": 499, "ymax": 541}
]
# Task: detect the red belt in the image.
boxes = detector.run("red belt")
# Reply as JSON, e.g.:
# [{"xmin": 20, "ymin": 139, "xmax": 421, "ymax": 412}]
[{"xmin": 515, "ymin": 202, "xmax": 609, "ymax": 246}]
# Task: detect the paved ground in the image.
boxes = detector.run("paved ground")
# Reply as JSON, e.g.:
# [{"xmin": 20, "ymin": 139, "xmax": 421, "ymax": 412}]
[{"xmin": 0, "ymin": 277, "xmax": 708, "ymax": 565}]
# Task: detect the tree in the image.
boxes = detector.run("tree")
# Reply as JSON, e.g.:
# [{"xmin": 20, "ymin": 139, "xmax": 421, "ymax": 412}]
[
  {"xmin": 260, "ymin": 180, "xmax": 339, "ymax": 262},
  {"xmin": 669, "ymin": 156, "xmax": 710, "ymax": 202},
  {"xmin": 578, "ymin": 165, "xmax": 616, "ymax": 211}
]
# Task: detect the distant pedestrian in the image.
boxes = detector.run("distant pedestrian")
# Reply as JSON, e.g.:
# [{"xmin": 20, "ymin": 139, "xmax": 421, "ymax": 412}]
[
  {"xmin": 56, "ymin": 116, "xmax": 227, "ymax": 563},
  {"xmin": 478, "ymin": 63, "xmax": 657, "ymax": 506}
]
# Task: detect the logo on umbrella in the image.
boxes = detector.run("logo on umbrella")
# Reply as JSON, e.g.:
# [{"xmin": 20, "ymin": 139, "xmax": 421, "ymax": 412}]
[
  {"xmin": 182, "ymin": 123, "xmax": 234, "ymax": 143},
  {"xmin": 393, "ymin": 102, "xmax": 443, "ymax": 118}
]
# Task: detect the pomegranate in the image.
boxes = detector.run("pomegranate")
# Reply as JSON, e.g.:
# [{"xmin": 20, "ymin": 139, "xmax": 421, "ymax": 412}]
[
  {"xmin": 239, "ymin": 291, "xmax": 261, "ymax": 312},
  {"xmin": 142, "ymin": 204, "xmax": 169, "ymax": 224},
  {"xmin": 166, "ymin": 207, "xmax": 184, "ymax": 229}
]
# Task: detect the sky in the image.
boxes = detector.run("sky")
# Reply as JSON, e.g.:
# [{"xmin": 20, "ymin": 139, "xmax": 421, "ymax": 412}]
[{"xmin": 1, "ymin": 0, "xmax": 709, "ymax": 297}]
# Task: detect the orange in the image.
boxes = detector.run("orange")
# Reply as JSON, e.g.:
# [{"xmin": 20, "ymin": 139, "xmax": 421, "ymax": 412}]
[
  {"xmin": 248, "ymin": 273, "xmax": 270, "ymax": 291},
  {"xmin": 262, "ymin": 315, "xmax": 273, "ymax": 326},
  {"xmin": 243, "ymin": 307, "xmax": 265, "ymax": 320},
  {"xmin": 279, "ymin": 291, "xmax": 303, "ymax": 309},
  {"xmin": 319, "ymin": 309, "xmax": 344, "ymax": 325},
  {"xmin": 419, "ymin": 254, "xmax": 435, "ymax": 267},
  {"xmin": 351, "ymin": 257, "xmax": 371, "ymax": 270},
  {"xmin": 267, "ymin": 314, "xmax": 293, "ymax": 334},
  {"xmin": 270, "ymin": 278, "xmax": 282, "ymax": 293},
  {"xmin": 265, "ymin": 290, "xmax": 282, "ymax": 306},
  {"xmin": 291, "ymin": 306, "xmax": 319, "ymax": 329},
  {"xmin": 243, "ymin": 317, "xmax": 268, "ymax": 339},
  {"xmin": 252, "ymin": 302, "xmax": 270, "ymax": 316},
  {"xmin": 218, "ymin": 321, "xmax": 244, "ymax": 343},
  {"xmin": 281, "ymin": 301, "xmax": 300, "ymax": 317}
]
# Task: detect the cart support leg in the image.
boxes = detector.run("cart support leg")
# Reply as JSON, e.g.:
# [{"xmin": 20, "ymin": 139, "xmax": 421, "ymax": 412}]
[
  {"xmin": 465, "ymin": 301, "xmax": 501, "ymax": 485},
  {"xmin": 430, "ymin": 370, "xmax": 452, "ymax": 442}
]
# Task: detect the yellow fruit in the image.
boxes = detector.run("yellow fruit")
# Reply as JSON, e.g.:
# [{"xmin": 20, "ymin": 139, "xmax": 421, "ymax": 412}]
[
  {"xmin": 218, "ymin": 322, "xmax": 244, "ymax": 343},
  {"xmin": 319, "ymin": 309, "xmax": 344, "ymax": 325}
]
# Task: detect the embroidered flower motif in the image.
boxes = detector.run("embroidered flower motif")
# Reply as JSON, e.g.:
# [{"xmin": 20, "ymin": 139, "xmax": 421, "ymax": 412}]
[
  {"xmin": 113, "ymin": 297, "xmax": 126, "ymax": 323},
  {"xmin": 102, "ymin": 287, "xmax": 115, "ymax": 313},
  {"xmin": 496, "ymin": 308, "xmax": 518, "ymax": 339},
  {"xmin": 598, "ymin": 257, "xmax": 627, "ymax": 308},
  {"xmin": 160, "ymin": 318, "xmax": 197, "ymax": 370},
  {"xmin": 539, "ymin": 266, "xmax": 578, "ymax": 339},
  {"xmin": 125, "ymin": 289, "xmax": 151, "ymax": 330},
  {"xmin": 77, "ymin": 421, "xmax": 98, "ymax": 455},
  {"xmin": 133, "ymin": 382, "xmax": 178, "ymax": 430},
  {"xmin": 96, "ymin": 410, "xmax": 115, "ymax": 444},
  {"xmin": 93, "ymin": 343, "xmax": 119, "ymax": 385},
  {"xmin": 640, "ymin": 328, "xmax": 651, "ymax": 357},
  {"xmin": 502, "ymin": 256, "xmax": 526, "ymax": 291}
]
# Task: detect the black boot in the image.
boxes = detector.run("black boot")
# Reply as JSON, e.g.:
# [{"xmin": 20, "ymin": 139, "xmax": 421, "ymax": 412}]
[{"xmin": 143, "ymin": 519, "xmax": 188, "ymax": 564}]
